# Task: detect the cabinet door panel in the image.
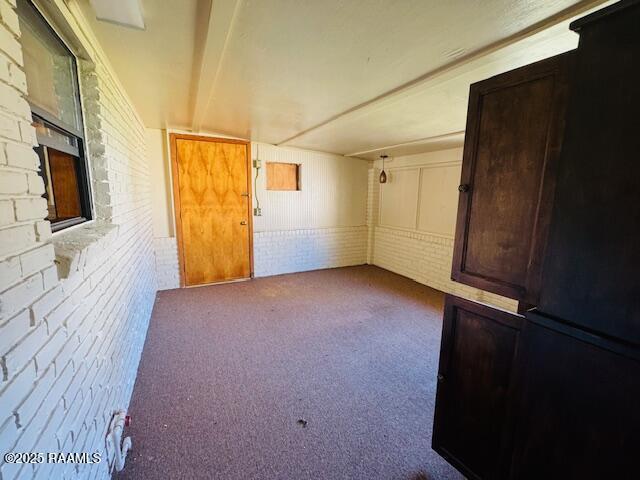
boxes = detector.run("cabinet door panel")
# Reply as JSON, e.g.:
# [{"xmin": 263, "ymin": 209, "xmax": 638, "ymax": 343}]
[
  {"xmin": 510, "ymin": 314, "xmax": 640, "ymax": 479},
  {"xmin": 538, "ymin": 4, "xmax": 640, "ymax": 343},
  {"xmin": 433, "ymin": 295, "xmax": 523, "ymax": 479},
  {"xmin": 452, "ymin": 53, "xmax": 571, "ymax": 303}
]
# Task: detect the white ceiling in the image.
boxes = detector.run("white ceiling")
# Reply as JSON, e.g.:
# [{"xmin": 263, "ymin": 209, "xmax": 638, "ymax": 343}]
[{"xmin": 75, "ymin": 0, "xmax": 611, "ymax": 158}]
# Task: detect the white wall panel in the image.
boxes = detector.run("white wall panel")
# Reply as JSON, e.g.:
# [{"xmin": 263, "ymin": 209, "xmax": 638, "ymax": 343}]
[
  {"xmin": 252, "ymin": 143, "xmax": 368, "ymax": 232},
  {"xmin": 379, "ymin": 168, "xmax": 420, "ymax": 229},
  {"xmin": 417, "ymin": 164, "xmax": 460, "ymax": 236},
  {"xmin": 147, "ymin": 129, "xmax": 173, "ymax": 238}
]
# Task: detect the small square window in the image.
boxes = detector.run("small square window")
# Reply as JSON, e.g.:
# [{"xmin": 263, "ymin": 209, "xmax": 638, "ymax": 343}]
[
  {"xmin": 18, "ymin": 0, "xmax": 92, "ymax": 231},
  {"xmin": 266, "ymin": 162, "xmax": 301, "ymax": 191}
]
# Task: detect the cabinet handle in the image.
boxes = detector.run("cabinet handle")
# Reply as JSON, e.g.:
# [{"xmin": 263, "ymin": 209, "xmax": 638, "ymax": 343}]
[
  {"xmin": 458, "ymin": 184, "xmax": 470, "ymax": 193},
  {"xmin": 240, "ymin": 221, "xmax": 247, "ymax": 225},
  {"xmin": 437, "ymin": 374, "xmax": 445, "ymax": 383}
]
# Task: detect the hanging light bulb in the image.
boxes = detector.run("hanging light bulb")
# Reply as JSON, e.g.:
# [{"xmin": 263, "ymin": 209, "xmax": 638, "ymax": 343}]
[{"xmin": 379, "ymin": 154, "xmax": 388, "ymax": 184}]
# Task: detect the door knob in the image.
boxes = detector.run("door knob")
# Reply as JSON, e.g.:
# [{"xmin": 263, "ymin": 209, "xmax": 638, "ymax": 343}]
[
  {"xmin": 240, "ymin": 220, "xmax": 247, "ymax": 225},
  {"xmin": 437, "ymin": 374, "xmax": 445, "ymax": 383},
  {"xmin": 458, "ymin": 184, "xmax": 470, "ymax": 193}
]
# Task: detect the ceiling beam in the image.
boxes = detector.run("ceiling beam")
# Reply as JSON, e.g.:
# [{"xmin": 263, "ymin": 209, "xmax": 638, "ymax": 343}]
[
  {"xmin": 190, "ymin": 0, "xmax": 242, "ymax": 133},
  {"xmin": 276, "ymin": 0, "xmax": 610, "ymax": 149},
  {"xmin": 345, "ymin": 131, "xmax": 465, "ymax": 158}
]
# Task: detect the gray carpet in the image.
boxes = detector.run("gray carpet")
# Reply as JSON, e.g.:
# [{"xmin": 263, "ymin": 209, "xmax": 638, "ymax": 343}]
[{"xmin": 116, "ymin": 265, "xmax": 463, "ymax": 480}]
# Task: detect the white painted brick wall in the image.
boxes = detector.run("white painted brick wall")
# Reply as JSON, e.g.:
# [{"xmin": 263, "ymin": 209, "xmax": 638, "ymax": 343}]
[
  {"xmin": 366, "ymin": 168, "xmax": 518, "ymax": 312},
  {"xmin": 371, "ymin": 226, "xmax": 517, "ymax": 311},
  {"xmin": 153, "ymin": 237, "xmax": 179, "ymax": 290},
  {"xmin": 153, "ymin": 226, "xmax": 368, "ymax": 285},
  {"xmin": 0, "ymin": 2, "xmax": 156, "ymax": 479},
  {"xmin": 253, "ymin": 226, "xmax": 367, "ymax": 277}
]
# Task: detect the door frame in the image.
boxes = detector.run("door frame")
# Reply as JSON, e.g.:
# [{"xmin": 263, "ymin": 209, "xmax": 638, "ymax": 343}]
[{"xmin": 169, "ymin": 133, "xmax": 254, "ymax": 287}]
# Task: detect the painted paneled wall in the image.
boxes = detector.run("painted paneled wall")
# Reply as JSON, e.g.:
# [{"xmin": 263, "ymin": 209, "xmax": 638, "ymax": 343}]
[
  {"xmin": 147, "ymin": 129, "xmax": 173, "ymax": 239},
  {"xmin": 377, "ymin": 149, "xmax": 461, "ymax": 236},
  {"xmin": 251, "ymin": 143, "xmax": 368, "ymax": 276},
  {"xmin": 147, "ymin": 131, "xmax": 369, "ymax": 286},
  {"xmin": 251, "ymin": 143, "xmax": 368, "ymax": 231},
  {"xmin": 369, "ymin": 148, "xmax": 518, "ymax": 312}
]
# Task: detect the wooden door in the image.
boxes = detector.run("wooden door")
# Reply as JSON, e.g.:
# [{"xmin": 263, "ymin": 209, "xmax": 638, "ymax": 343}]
[
  {"xmin": 432, "ymin": 295, "xmax": 523, "ymax": 480},
  {"xmin": 171, "ymin": 134, "xmax": 252, "ymax": 286},
  {"xmin": 451, "ymin": 52, "xmax": 572, "ymax": 304}
]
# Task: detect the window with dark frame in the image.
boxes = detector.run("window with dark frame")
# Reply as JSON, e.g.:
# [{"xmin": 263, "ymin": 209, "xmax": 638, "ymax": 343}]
[{"xmin": 17, "ymin": 0, "xmax": 92, "ymax": 232}]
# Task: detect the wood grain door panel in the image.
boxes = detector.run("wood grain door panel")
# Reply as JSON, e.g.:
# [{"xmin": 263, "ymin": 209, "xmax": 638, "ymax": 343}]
[
  {"xmin": 452, "ymin": 53, "xmax": 572, "ymax": 303},
  {"xmin": 172, "ymin": 135, "xmax": 252, "ymax": 286},
  {"xmin": 464, "ymin": 77, "xmax": 553, "ymax": 286},
  {"xmin": 433, "ymin": 295, "xmax": 523, "ymax": 479}
]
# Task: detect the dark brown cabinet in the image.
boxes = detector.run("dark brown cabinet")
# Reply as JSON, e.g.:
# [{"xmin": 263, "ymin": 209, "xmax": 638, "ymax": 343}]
[
  {"xmin": 509, "ymin": 313, "xmax": 640, "ymax": 479},
  {"xmin": 434, "ymin": 300, "xmax": 640, "ymax": 480},
  {"xmin": 433, "ymin": 296, "xmax": 522, "ymax": 480},
  {"xmin": 452, "ymin": 53, "xmax": 571, "ymax": 304},
  {"xmin": 434, "ymin": 1, "xmax": 640, "ymax": 479},
  {"xmin": 537, "ymin": 1, "xmax": 640, "ymax": 345}
]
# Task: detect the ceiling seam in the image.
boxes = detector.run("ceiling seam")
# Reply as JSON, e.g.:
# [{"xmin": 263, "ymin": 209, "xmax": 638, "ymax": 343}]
[
  {"xmin": 275, "ymin": 0, "xmax": 608, "ymax": 148},
  {"xmin": 346, "ymin": 131, "xmax": 466, "ymax": 157}
]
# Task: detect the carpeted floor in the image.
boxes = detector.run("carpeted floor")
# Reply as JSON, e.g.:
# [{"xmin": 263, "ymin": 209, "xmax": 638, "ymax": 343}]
[{"xmin": 115, "ymin": 265, "xmax": 463, "ymax": 480}]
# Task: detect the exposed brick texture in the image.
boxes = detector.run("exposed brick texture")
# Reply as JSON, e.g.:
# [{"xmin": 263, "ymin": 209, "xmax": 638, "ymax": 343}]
[
  {"xmin": 153, "ymin": 237, "xmax": 179, "ymax": 291},
  {"xmin": 366, "ymin": 167, "xmax": 517, "ymax": 312},
  {"xmin": 253, "ymin": 226, "xmax": 368, "ymax": 278},
  {"xmin": 154, "ymin": 226, "xmax": 368, "ymax": 286},
  {"xmin": 0, "ymin": 2, "xmax": 156, "ymax": 479}
]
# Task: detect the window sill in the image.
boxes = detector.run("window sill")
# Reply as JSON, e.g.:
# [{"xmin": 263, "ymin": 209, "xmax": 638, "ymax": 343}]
[
  {"xmin": 52, "ymin": 221, "xmax": 118, "ymax": 280},
  {"xmin": 51, "ymin": 217, "xmax": 88, "ymax": 233}
]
